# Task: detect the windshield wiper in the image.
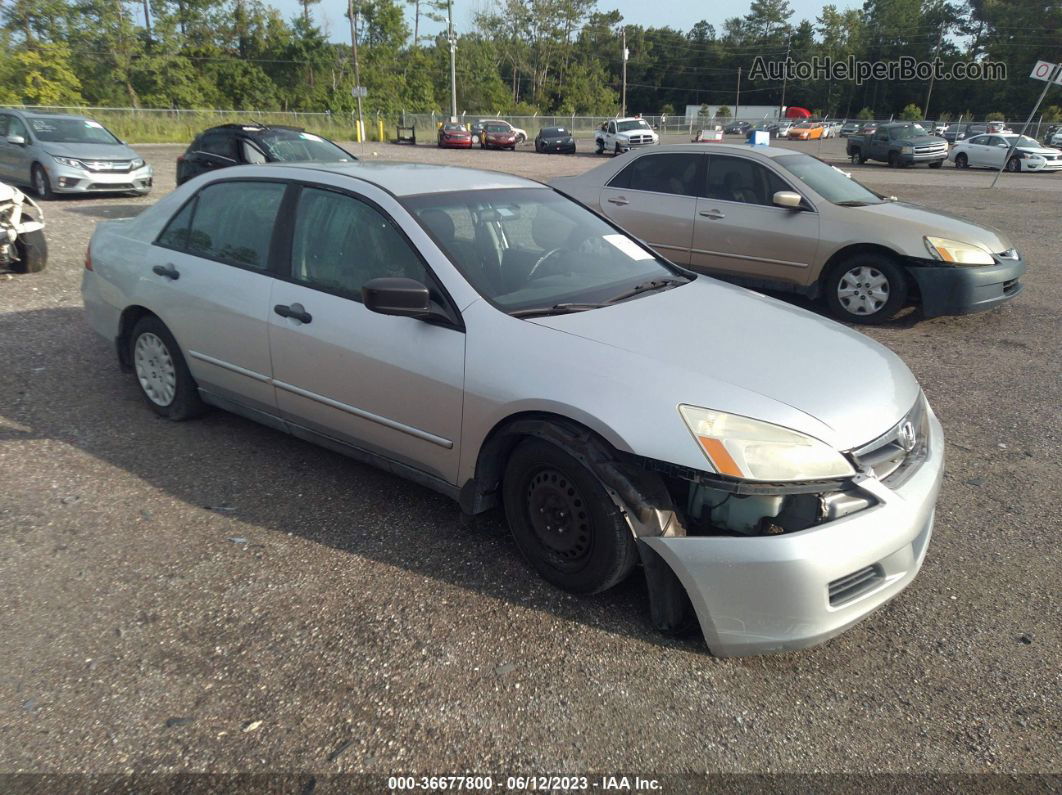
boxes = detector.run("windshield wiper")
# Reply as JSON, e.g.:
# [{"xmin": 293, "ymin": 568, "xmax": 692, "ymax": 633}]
[
  {"xmin": 607, "ymin": 278, "xmax": 687, "ymax": 304},
  {"xmin": 834, "ymin": 200, "xmax": 873, "ymax": 207},
  {"xmin": 509, "ymin": 302, "xmax": 609, "ymax": 318}
]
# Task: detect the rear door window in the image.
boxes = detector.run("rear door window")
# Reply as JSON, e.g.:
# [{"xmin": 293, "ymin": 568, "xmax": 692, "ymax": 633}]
[
  {"xmin": 608, "ymin": 153, "xmax": 703, "ymax": 197},
  {"xmin": 196, "ymin": 133, "xmax": 237, "ymax": 161},
  {"xmin": 157, "ymin": 181, "xmax": 286, "ymax": 270}
]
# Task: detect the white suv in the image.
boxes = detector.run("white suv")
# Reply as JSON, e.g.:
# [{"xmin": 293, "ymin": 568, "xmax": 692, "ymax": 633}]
[{"xmin": 596, "ymin": 118, "xmax": 659, "ymax": 155}]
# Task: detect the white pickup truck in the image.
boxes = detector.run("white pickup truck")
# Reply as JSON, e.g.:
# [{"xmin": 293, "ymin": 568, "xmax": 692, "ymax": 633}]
[{"xmin": 595, "ymin": 117, "xmax": 659, "ymax": 154}]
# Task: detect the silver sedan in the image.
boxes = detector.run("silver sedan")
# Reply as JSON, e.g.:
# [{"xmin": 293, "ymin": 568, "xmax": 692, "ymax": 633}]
[{"xmin": 82, "ymin": 162, "xmax": 943, "ymax": 656}]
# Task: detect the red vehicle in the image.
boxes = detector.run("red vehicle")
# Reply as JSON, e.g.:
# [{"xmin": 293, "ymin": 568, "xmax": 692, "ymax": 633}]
[
  {"xmin": 481, "ymin": 123, "xmax": 518, "ymax": 150},
  {"xmin": 437, "ymin": 122, "xmax": 472, "ymax": 149}
]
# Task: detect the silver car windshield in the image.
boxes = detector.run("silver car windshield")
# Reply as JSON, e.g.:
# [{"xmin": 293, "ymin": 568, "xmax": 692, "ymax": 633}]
[
  {"xmin": 774, "ymin": 154, "xmax": 883, "ymax": 206},
  {"xmin": 404, "ymin": 188, "xmax": 684, "ymax": 313},
  {"xmin": 27, "ymin": 117, "xmax": 121, "ymax": 144},
  {"xmin": 617, "ymin": 120, "xmax": 652, "ymax": 132}
]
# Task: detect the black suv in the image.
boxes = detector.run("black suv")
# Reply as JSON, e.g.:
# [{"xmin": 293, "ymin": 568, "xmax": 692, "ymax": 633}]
[{"xmin": 176, "ymin": 124, "xmax": 356, "ymax": 186}]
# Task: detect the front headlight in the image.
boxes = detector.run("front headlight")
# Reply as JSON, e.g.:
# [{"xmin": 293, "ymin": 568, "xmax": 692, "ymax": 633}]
[
  {"xmin": 53, "ymin": 156, "xmax": 87, "ymax": 170},
  {"xmin": 923, "ymin": 236, "xmax": 995, "ymax": 266},
  {"xmin": 678, "ymin": 405, "xmax": 855, "ymax": 482},
  {"xmin": 131, "ymin": 158, "xmax": 146, "ymax": 169},
  {"xmin": 901, "ymin": 144, "xmax": 913, "ymax": 152}
]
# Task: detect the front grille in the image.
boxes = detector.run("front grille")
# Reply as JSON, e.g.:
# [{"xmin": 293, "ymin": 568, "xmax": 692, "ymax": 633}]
[
  {"xmin": 1003, "ymin": 279, "xmax": 1020, "ymax": 295},
  {"xmin": 829, "ymin": 564, "xmax": 884, "ymax": 606},
  {"xmin": 88, "ymin": 182, "xmax": 134, "ymax": 190},
  {"xmin": 627, "ymin": 134, "xmax": 653, "ymax": 144},
  {"xmin": 914, "ymin": 144, "xmax": 947, "ymax": 154},
  {"xmin": 84, "ymin": 160, "xmax": 133, "ymax": 173},
  {"xmin": 850, "ymin": 396, "xmax": 928, "ymax": 484}
]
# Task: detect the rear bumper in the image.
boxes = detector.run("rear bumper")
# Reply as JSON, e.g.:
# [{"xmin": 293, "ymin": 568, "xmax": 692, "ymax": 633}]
[
  {"xmin": 907, "ymin": 256, "xmax": 1026, "ymax": 316},
  {"xmin": 81, "ymin": 269, "xmax": 122, "ymax": 343},
  {"xmin": 643, "ymin": 412, "xmax": 944, "ymax": 657}
]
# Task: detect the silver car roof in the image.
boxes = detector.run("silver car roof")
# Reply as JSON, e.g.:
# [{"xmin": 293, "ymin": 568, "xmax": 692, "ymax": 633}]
[{"xmin": 274, "ymin": 161, "xmax": 544, "ymax": 196}]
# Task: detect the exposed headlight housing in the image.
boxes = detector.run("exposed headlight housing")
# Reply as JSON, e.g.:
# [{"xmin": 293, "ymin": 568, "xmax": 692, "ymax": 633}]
[
  {"xmin": 923, "ymin": 236, "xmax": 995, "ymax": 266},
  {"xmin": 678, "ymin": 405, "xmax": 856, "ymax": 482},
  {"xmin": 53, "ymin": 156, "xmax": 88, "ymax": 170}
]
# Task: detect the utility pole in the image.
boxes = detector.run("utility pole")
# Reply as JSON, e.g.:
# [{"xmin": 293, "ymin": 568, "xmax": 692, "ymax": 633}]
[
  {"xmin": 447, "ymin": 0, "xmax": 458, "ymax": 121},
  {"xmin": 735, "ymin": 66, "xmax": 741, "ymax": 120},
  {"xmin": 924, "ymin": 22, "xmax": 945, "ymax": 119},
  {"xmin": 621, "ymin": 27, "xmax": 628, "ymax": 117},
  {"xmin": 348, "ymin": 0, "xmax": 364, "ymax": 142},
  {"xmin": 778, "ymin": 33, "xmax": 791, "ymax": 120}
]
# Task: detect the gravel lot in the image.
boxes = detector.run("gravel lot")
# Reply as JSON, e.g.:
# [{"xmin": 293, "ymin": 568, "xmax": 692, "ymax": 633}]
[{"xmin": 1, "ymin": 135, "xmax": 1059, "ymax": 778}]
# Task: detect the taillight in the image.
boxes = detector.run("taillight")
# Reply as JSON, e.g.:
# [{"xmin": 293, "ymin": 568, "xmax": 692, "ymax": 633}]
[{"xmin": 84, "ymin": 244, "xmax": 93, "ymax": 271}]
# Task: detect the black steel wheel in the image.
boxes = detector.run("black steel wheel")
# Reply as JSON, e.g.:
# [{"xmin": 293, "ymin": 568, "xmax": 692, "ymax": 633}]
[{"xmin": 503, "ymin": 437, "xmax": 637, "ymax": 594}]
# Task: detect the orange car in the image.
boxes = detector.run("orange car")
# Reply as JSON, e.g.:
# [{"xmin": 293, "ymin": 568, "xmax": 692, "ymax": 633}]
[{"xmin": 786, "ymin": 122, "xmax": 825, "ymax": 141}]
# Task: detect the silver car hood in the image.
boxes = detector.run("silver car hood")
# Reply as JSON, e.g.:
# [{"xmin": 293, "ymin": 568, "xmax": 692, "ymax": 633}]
[
  {"xmin": 853, "ymin": 201, "xmax": 1011, "ymax": 251},
  {"xmin": 41, "ymin": 142, "xmax": 139, "ymax": 160},
  {"xmin": 528, "ymin": 279, "xmax": 920, "ymax": 451}
]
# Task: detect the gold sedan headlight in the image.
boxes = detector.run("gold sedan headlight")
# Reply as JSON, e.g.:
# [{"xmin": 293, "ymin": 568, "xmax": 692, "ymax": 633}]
[{"xmin": 924, "ymin": 236, "xmax": 995, "ymax": 266}]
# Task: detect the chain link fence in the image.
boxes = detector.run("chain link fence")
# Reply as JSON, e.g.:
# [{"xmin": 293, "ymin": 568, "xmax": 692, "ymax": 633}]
[{"xmin": 4, "ymin": 105, "xmax": 1056, "ymax": 144}]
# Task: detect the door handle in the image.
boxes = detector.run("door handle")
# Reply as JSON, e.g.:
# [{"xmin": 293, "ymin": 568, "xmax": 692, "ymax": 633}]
[
  {"xmin": 152, "ymin": 263, "xmax": 180, "ymax": 280},
  {"xmin": 274, "ymin": 302, "xmax": 312, "ymax": 324},
  {"xmin": 607, "ymin": 196, "xmax": 630, "ymax": 206},
  {"xmin": 699, "ymin": 209, "xmax": 726, "ymax": 219}
]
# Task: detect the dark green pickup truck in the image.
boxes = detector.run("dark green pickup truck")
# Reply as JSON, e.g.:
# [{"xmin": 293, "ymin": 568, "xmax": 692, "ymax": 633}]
[{"xmin": 846, "ymin": 122, "xmax": 949, "ymax": 168}]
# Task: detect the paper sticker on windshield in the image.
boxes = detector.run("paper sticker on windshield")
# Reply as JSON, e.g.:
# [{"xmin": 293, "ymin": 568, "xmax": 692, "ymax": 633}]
[
  {"xmin": 603, "ymin": 234, "xmax": 654, "ymax": 260},
  {"xmin": 300, "ymin": 133, "xmax": 323, "ymax": 142},
  {"xmin": 84, "ymin": 120, "xmax": 103, "ymax": 128}
]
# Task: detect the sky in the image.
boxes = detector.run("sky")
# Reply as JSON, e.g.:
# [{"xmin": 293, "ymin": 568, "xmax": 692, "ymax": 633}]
[{"xmin": 269, "ymin": 0, "xmax": 864, "ymax": 46}]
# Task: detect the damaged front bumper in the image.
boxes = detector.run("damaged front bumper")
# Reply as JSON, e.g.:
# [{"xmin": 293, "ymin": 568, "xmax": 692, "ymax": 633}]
[
  {"xmin": 907, "ymin": 256, "xmax": 1025, "ymax": 317},
  {"xmin": 641, "ymin": 411, "xmax": 943, "ymax": 657}
]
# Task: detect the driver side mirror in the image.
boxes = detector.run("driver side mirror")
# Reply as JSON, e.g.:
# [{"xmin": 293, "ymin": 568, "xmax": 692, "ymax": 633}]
[
  {"xmin": 362, "ymin": 277, "xmax": 432, "ymax": 318},
  {"xmin": 772, "ymin": 190, "xmax": 804, "ymax": 209},
  {"xmin": 6, "ymin": 135, "xmax": 25, "ymax": 146}
]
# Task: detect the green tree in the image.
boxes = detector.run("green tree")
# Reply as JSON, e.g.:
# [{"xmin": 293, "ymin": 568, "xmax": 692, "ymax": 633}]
[
  {"xmin": 857, "ymin": 106, "xmax": 874, "ymax": 119},
  {"xmin": 900, "ymin": 103, "xmax": 922, "ymax": 120},
  {"xmin": 1, "ymin": 43, "xmax": 84, "ymax": 104}
]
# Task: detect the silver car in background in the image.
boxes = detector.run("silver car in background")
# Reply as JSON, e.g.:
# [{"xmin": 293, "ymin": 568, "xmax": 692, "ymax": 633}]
[
  {"xmin": 82, "ymin": 162, "xmax": 943, "ymax": 656},
  {"xmin": 0, "ymin": 109, "xmax": 153, "ymax": 198}
]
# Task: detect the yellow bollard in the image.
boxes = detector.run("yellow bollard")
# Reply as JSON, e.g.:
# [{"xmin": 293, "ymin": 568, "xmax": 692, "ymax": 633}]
[
  {"xmin": 354, "ymin": 121, "xmax": 363, "ymax": 143},
  {"xmin": 377, "ymin": 119, "xmax": 385, "ymax": 142}
]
